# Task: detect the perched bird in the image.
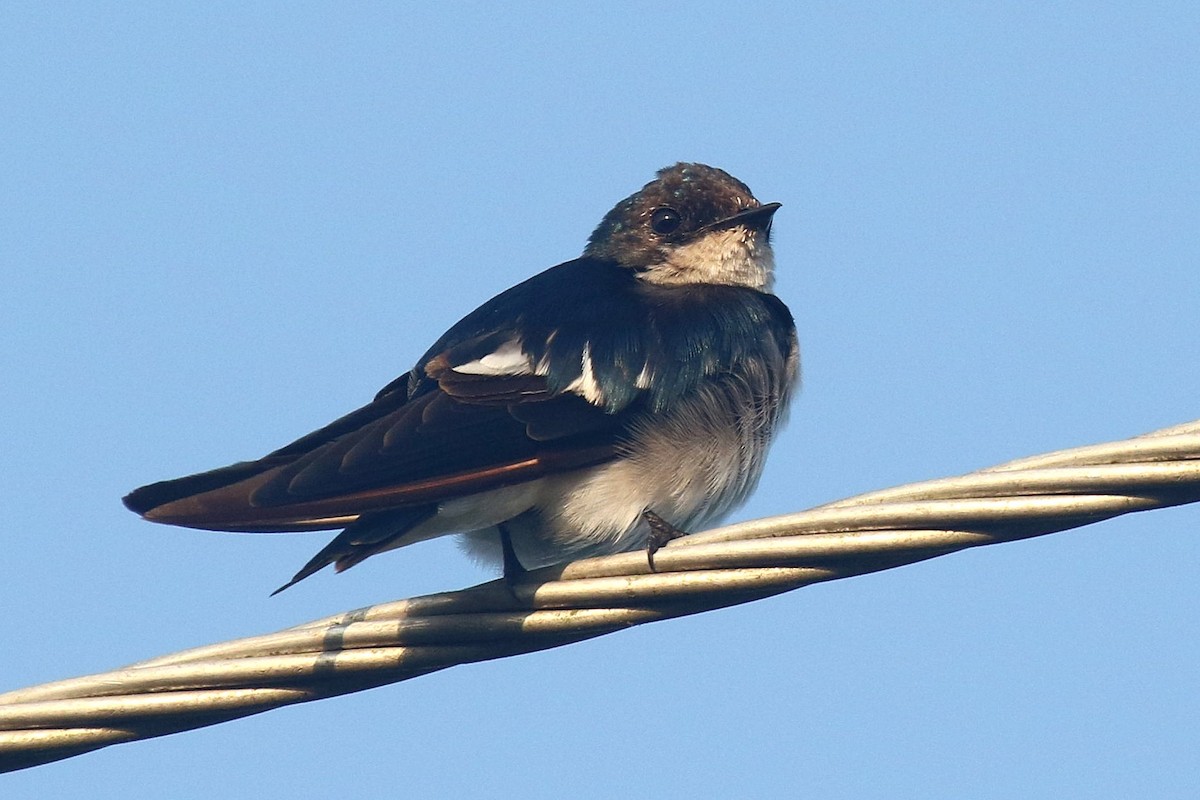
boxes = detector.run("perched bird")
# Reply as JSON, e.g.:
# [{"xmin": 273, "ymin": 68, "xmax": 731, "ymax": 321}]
[{"xmin": 124, "ymin": 163, "xmax": 799, "ymax": 594}]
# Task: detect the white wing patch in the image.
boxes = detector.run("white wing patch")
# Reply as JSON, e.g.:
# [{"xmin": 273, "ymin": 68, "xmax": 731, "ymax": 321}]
[
  {"xmin": 564, "ymin": 342, "xmax": 605, "ymax": 404},
  {"xmin": 452, "ymin": 333, "xmax": 611, "ymax": 406},
  {"xmin": 634, "ymin": 361, "xmax": 653, "ymax": 389},
  {"xmin": 452, "ymin": 338, "xmax": 535, "ymax": 376}
]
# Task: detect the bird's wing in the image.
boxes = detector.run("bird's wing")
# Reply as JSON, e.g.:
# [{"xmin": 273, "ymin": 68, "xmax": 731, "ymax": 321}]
[
  {"xmin": 123, "ymin": 358, "xmax": 638, "ymax": 533},
  {"xmin": 123, "ymin": 259, "xmax": 653, "ymax": 532}
]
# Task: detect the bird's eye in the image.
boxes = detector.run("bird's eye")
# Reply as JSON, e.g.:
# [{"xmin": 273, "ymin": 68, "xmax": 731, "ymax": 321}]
[{"xmin": 649, "ymin": 207, "xmax": 682, "ymax": 235}]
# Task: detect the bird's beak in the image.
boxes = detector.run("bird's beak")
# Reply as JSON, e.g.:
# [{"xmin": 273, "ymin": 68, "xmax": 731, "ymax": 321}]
[{"xmin": 705, "ymin": 202, "xmax": 782, "ymax": 233}]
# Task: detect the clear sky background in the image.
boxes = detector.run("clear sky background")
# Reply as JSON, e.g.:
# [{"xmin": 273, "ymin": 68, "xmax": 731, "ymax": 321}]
[{"xmin": 3, "ymin": 4, "xmax": 1198, "ymax": 798}]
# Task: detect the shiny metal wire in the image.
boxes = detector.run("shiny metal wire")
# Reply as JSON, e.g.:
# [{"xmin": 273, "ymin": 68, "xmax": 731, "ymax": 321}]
[{"xmin": 2, "ymin": 419, "xmax": 1198, "ymax": 773}]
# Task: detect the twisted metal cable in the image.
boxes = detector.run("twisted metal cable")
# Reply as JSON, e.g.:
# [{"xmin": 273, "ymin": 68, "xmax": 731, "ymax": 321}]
[{"xmin": 2, "ymin": 419, "xmax": 1198, "ymax": 773}]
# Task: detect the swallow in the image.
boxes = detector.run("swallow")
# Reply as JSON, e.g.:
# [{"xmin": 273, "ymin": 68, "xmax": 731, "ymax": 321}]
[{"xmin": 124, "ymin": 162, "xmax": 799, "ymax": 594}]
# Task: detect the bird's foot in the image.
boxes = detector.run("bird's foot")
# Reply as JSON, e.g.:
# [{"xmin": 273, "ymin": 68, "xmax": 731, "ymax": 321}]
[{"xmin": 643, "ymin": 509, "xmax": 688, "ymax": 572}]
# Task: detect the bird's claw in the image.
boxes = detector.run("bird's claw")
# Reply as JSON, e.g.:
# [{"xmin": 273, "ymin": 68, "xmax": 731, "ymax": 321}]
[{"xmin": 643, "ymin": 509, "xmax": 688, "ymax": 572}]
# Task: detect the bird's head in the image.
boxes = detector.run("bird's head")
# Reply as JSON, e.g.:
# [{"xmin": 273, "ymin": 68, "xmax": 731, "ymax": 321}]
[{"xmin": 584, "ymin": 162, "xmax": 780, "ymax": 291}]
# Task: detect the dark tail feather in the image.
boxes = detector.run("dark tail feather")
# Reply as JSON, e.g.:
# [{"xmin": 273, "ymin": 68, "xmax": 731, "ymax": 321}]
[
  {"xmin": 123, "ymin": 460, "xmax": 278, "ymax": 516},
  {"xmin": 270, "ymin": 506, "xmax": 436, "ymax": 595}
]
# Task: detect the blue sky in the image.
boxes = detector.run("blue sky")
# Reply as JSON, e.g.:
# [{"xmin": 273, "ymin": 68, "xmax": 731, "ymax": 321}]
[{"xmin": 3, "ymin": 4, "xmax": 1198, "ymax": 798}]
